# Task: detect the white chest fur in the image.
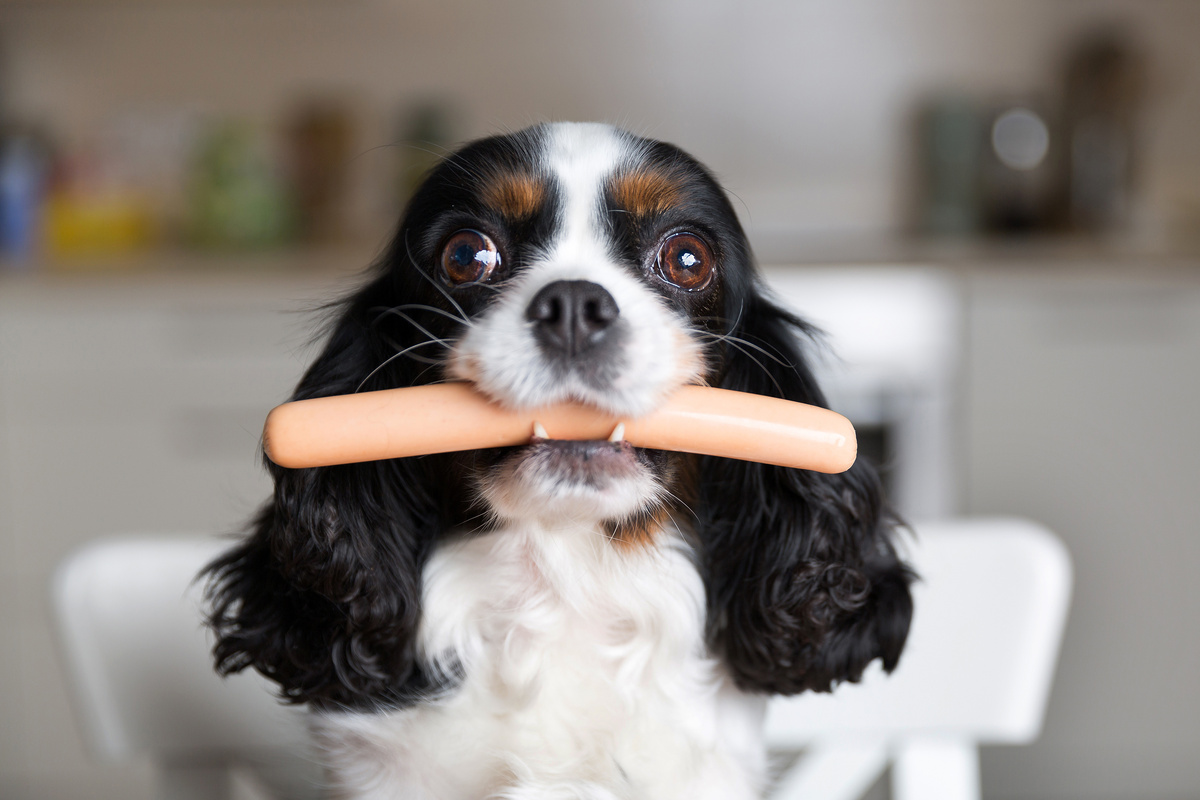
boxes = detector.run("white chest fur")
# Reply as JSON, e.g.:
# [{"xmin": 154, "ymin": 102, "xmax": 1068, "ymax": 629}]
[{"xmin": 314, "ymin": 523, "xmax": 766, "ymax": 800}]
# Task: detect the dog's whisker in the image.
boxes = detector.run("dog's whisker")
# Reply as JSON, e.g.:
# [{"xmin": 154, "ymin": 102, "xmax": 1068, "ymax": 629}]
[
  {"xmin": 405, "ymin": 352, "xmax": 445, "ymax": 366},
  {"xmin": 694, "ymin": 332, "xmax": 786, "ymax": 397},
  {"xmin": 410, "ymin": 361, "xmax": 451, "ymax": 385},
  {"xmin": 375, "ymin": 303, "xmax": 472, "ymax": 329},
  {"xmin": 694, "ymin": 330, "xmax": 794, "ymax": 368},
  {"xmin": 398, "ymin": 143, "xmax": 479, "ymax": 182},
  {"xmin": 374, "ymin": 308, "xmax": 448, "ymax": 354},
  {"xmin": 600, "ymin": 528, "xmax": 632, "ymax": 547},
  {"xmin": 691, "ymin": 319, "xmax": 801, "ymax": 362},
  {"xmin": 355, "ymin": 339, "xmax": 449, "ymax": 393},
  {"xmin": 730, "ymin": 298, "xmax": 747, "ymax": 336},
  {"xmin": 373, "ymin": 302, "xmax": 472, "ymax": 328},
  {"xmin": 398, "ymin": 303, "xmax": 473, "ymax": 325},
  {"xmin": 657, "ymin": 485, "xmax": 696, "ymax": 520}
]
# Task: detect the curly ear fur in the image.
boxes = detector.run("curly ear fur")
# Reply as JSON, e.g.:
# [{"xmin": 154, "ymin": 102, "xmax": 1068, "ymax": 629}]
[
  {"xmin": 204, "ymin": 269, "xmax": 465, "ymax": 710},
  {"xmin": 697, "ymin": 290, "xmax": 915, "ymax": 694}
]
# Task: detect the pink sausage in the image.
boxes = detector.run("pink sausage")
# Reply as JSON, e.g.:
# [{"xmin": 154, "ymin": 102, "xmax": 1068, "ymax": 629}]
[{"xmin": 263, "ymin": 383, "xmax": 857, "ymax": 474}]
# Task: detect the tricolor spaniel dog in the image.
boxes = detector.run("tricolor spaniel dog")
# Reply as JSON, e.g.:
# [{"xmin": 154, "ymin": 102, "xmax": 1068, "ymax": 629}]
[{"xmin": 205, "ymin": 122, "xmax": 913, "ymax": 800}]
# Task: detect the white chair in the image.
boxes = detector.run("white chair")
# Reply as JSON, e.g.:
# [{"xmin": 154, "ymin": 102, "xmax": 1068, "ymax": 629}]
[
  {"xmin": 766, "ymin": 517, "xmax": 1072, "ymax": 800},
  {"xmin": 53, "ymin": 518, "xmax": 1071, "ymax": 800},
  {"xmin": 53, "ymin": 537, "xmax": 321, "ymax": 800}
]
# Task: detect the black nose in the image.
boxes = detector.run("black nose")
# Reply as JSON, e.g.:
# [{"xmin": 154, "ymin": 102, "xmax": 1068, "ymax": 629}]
[{"xmin": 525, "ymin": 280, "xmax": 620, "ymax": 358}]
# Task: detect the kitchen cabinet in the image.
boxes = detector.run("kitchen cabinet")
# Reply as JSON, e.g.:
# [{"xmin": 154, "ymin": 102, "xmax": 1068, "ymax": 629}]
[
  {"xmin": 0, "ymin": 267, "xmax": 348, "ymax": 800},
  {"xmin": 963, "ymin": 264, "xmax": 1200, "ymax": 799}
]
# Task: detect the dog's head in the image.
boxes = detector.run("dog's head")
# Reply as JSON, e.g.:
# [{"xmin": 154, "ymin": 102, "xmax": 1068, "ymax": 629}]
[
  {"xmin": 374, "ymin": 123, "xmax": 750, "ymax": 532},
  {"xmin": 206, "ymin": 122, "xmax": 913, "ymax": 709}
]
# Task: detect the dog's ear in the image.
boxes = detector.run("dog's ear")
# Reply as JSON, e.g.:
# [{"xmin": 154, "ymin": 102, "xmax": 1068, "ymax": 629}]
[
  {"xmin": 204, "ymin": 271, "xmax": 457, "ymax": 709},
  {"xmin": 696, "ymin": 291, "xmax": 914, "ymax": 694}
]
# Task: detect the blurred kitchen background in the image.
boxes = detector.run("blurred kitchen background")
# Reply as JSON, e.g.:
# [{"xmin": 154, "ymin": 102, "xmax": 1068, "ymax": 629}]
[{"xmin": 0, "ymin": 1, "xmax": 1197, "ymax": 799}]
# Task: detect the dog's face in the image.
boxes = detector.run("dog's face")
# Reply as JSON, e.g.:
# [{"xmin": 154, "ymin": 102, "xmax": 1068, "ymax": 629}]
[{"xmin": 381, "ymin": 123, "xmax": 753, "ymax": 529}]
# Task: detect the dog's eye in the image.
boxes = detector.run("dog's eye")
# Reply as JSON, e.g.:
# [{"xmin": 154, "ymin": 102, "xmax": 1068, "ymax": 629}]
[
  {"xmin": 654, "ymin": 233, "xmax": 713, "ymax": 291},
  {"xmin": 441, "ymin": 229, "xmax": 501, "ymax": 285}
]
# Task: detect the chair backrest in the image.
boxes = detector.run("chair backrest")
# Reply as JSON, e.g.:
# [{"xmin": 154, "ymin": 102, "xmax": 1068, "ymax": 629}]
[
  {"xmin": 764, "ymin": 517, "xmax": 1072, "ymax": 749},
  {"xmin": 53, "ymin": 537, "xmax": 309, "ymax": 763}
]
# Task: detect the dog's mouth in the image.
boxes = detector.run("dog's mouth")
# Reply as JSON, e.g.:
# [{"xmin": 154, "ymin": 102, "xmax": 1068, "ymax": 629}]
[
  {"xmin": 522, "ymin": 421, "xmax": 648, "ymax": 483},
  {"xmin": 473, "ymin": 414, "xmax": 667, "ymax": 523}
]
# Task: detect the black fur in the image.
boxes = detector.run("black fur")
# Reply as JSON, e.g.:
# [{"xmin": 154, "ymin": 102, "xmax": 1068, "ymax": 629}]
[
  {"xmin": 697, "ymin": 291, "xmax": 914, "ymax": 694},
  {"xmin": 204, "ymin": 123, "xmax": 913, "ymax": 712},
  {"xmin": 204, "ymin": 276, "xmax": 460, "ymax": 710}
]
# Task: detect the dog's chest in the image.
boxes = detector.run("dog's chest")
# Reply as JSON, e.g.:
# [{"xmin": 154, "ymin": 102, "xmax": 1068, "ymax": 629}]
[
  {"xmin": 317, "ymin": 523, "xmax": 747, "ymax": 798},
  {"xmin": 420, "ymin": 523, "xmax": 717, "ymax": 727}
]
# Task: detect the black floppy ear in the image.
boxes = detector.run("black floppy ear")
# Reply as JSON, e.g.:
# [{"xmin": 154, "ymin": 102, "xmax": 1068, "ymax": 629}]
[
  {"xmin": 697, "ymin": 291, "xmax": 914, "ymax": 694},
  {"xmin": 203, "ymin": 271, "xmax": 455, "ymax": 710}
]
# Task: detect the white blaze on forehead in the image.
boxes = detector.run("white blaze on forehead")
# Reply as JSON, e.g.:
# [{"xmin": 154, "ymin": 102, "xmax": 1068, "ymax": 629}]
[
  {"xmin": 447, "ymin": 122, "xmax": 704, "ymax": 418},
  {"xmin": 544, "ymin": 123, "xmax": 629, "ymax": 265}
]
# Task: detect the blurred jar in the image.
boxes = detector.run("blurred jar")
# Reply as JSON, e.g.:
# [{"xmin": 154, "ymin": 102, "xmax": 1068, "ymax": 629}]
[
  {"xmin": 42, "ymin": 142, "xmax": 157, "ymax": 262},
  {"xmin": 187, "ymin": 121, "xmax": 294, "ymax": 250}
]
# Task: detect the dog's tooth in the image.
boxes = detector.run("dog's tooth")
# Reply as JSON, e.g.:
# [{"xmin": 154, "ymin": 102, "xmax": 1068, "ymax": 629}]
[
  {"xmin": 532, "ymin": 421, "xmax": 550, "ymax": 440},
  {"xmin": 608, "ymin": 422, "xmax": 625, "ymax": 443}
]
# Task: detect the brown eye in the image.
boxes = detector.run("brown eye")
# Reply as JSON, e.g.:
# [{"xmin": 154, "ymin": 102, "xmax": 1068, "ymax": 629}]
[
  {"xmin": 441, "ymin": 229, "xmax": 501, "ymax": 285},
  {"xmin": 654, "ymin": 233, "xmax": 713, "ymax": 291}
]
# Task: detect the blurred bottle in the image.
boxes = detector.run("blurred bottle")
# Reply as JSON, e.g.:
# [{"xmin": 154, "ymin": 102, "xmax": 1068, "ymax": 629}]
[
  {"xmin": 286, "ymin": 99, "xmax": 355, "ymax": 244},
  {"xmin": 0, "ymin": 129, "xmax": 49, "ymax": 265},
  {"xmin": 1061, "ymin": 31, "xmax": 1145, "ymax": 232},
  {"xmin": 915, "ymin": 98, "xmax": 984, "ymax": 236}
]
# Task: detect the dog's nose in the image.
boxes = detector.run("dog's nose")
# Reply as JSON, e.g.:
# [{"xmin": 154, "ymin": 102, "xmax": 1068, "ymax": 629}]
[{"xmin": 525, "ymin": 280, "xmax": 620, "ymax": 358}]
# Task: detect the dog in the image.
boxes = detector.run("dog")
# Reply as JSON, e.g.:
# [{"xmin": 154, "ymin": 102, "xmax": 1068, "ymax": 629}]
[{"xmin": 205, "ymin": 122, "xmax": 914, "ymax": 800}]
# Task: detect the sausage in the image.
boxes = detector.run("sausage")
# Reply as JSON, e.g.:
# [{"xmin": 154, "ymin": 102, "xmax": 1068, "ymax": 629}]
[{"xmin": 263, "ymin": 383, "xmax": 856, "ymax": 473}]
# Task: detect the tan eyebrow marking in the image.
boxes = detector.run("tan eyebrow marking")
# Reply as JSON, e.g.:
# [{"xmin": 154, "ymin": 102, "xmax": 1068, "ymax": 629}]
[
  {"xmin": 481, "ymin": 171, "xmax": 546, "ymax": 221},
  {"xmin": 608, "ymin": 168, "xmax": 683, "ymax": 218}
]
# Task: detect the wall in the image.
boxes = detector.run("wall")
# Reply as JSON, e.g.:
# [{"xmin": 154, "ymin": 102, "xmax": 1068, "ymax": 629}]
[{"xmin": 1, "ymin": 0, "xmax": 1198, "ymax": 246}]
